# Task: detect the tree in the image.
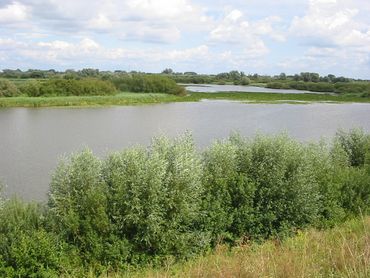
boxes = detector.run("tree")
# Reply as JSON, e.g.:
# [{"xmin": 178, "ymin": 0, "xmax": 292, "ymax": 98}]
[{"xmin": 162, "ymin": 68, "xmax": 174, "ymax": 74}]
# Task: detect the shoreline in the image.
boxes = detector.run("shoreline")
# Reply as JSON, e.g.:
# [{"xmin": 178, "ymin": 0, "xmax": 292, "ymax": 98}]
[{"xmin": 0, "ymin": 91, "xmax": 369, "ymax": 108}]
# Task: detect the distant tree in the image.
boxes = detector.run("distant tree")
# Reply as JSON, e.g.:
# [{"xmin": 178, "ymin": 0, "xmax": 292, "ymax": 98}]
[
  {"xmin": 311, "ymin": 73, "xmax": 320, "ymax": 83},
  {"xmin": 279, "ymin": 72, "xmax": 287, "ymax": 80},
  {"xmin": 162, "ymin": 68, "xmax": 174, "ymax": 74},
  {"xmin": 240, "ymin": 76, "xmax": 251, "ymax": 85},
  {"xmin": 79, "ymin": 68, "xmax": 99, "ymax": 77},
  {"xmin": 328, "ymin": 74, "xmax": 336, "ymax": 83}
]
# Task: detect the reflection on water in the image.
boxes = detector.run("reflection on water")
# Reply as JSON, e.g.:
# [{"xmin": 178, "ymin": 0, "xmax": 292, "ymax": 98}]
[{"xmin": 0, "ymin": 101, "xmax": 369, "ymax": 201}]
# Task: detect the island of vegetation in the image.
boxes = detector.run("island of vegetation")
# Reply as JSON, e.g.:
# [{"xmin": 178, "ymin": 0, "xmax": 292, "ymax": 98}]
[
  {"xmin": 0, "ymin": 129, "xmax": 369, "ymax": 277},
  {"xmin": 0, "ymin": 68, "xmax": 369, "ymax": 107}
]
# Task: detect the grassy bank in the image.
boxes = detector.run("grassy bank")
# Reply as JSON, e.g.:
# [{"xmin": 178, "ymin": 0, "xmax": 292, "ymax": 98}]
[
  {"xmin": 186, "ymin": 92, "xmax": 370, "ymax": 103},
  {"xmin": 1, "ymin": 91, "xmax": 370, "ymax": 107},
  {"xmin": 0, "ymin": 93, "xmax": 182, "ymax": 107},
  {"xmin": 123, "ymin": 216, "xmax": 370, "ymax": 278}
]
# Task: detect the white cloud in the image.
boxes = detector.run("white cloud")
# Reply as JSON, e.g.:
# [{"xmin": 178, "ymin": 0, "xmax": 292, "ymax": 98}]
[
  {"xmin": 0, "ymin": 2, "xmax": 28, "ymax": 24},
  {"xmin": 209, "ymin": 9, "xmax": 283, "ymax": 59},
  {"xmin": 2, "ymin": 0, "xmax": 212, "ymax": 44},
  {"xmin": 290, "ymin": 0, "xmax": 369, "ymax": 48}
]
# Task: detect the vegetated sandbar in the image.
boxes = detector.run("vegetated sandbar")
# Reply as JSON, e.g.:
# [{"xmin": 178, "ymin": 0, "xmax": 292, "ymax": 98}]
[{"xmin": 1, "ymin": 91, "xmax": 369, "ymax": 108}]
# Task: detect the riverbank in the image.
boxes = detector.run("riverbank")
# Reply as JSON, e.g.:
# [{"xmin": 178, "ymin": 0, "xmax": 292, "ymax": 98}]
[
  {"xmin": 0, "ymin": 91, "xmax": 369, "ymax": 108},
  {"xmin": 123, "ymin": 216, "xmax": 369, "ymax": 278}
]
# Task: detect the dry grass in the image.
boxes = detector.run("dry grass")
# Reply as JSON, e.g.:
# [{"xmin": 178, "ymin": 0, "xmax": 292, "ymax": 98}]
[{"xmin": 110, "ymin": 216, "xmax": 370, "ymax": 278}]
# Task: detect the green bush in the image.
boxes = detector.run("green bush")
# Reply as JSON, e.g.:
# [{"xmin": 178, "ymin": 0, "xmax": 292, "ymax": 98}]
[
  {"xmin": 103, "ymin": 134, "xmax": 208, "ymax": 262},
  {"xmin": 0, "ymin": 79, "xmax": 20, "ymax": 97},
  {"xmin": 335, "ymin": 128, "xmax": 370, "ymax": 167},
  {"xmin": 48, "ymin": 150, "xmax": 129, "ymax": 268},
  {"xmin": 20, "ymin": 79, "xmax": 117, "ymax": 97},
  {"xmin": 111, "ymin": 74, "xmax": 186, "ymax": 95},
  {"xmin": 0, "ymin": 198, "xmax": 76, "ymax": 277}
]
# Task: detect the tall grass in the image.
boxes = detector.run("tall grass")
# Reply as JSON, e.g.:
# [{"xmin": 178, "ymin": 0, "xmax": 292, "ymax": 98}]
[{"xmin": 127, "ymin": 216, "xmax": 369, "ymax": 278}]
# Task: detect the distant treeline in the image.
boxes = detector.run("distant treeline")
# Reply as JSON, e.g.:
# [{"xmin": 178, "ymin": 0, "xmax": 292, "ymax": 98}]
[
  {"xmin": 1, "ymin": 68, "xmax": 369, "ymax": 97},
  {"xmin": 0, "ymin": 74, "xmax": 185, "ymax": 97},
  {"xmin": 0, "ymin": 129, "xmax": 369, "ymax": 276},
  {"xmin": 0, "ymin": 68, "xmax": 365, "ymax": 83},
  {"xmin": 267, "ymin": 81, "xmax": 370, "ymax": 97}
]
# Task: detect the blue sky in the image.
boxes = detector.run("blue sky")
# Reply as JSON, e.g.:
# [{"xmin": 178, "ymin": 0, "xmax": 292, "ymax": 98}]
[{"xmin": 0, "ymin": 0, "xmax": 369, "ymax": 78}]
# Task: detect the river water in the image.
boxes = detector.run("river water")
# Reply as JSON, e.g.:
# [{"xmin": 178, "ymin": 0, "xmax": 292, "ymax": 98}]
[
  {"xmin": 0, "ymin": 101, "xmax": 369, "ymax": 201},
  {"xmin": 185, "ymin": 84, "xmax": 328, "ymax": 94}
]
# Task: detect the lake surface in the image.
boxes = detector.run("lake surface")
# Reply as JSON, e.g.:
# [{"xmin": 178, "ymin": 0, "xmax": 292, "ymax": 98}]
[
  {"xmin": 185, "ymin": 84, "xmax": 328, "ymax": 94},
  {"xmin": 1, "ymin": 101, "xmax": 370, "ymax": 201}
]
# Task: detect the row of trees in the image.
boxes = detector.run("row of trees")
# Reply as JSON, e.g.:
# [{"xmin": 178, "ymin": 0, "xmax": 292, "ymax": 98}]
[
  {"xmin": 267, "ymin": 81, "xmax": 370, "ymax": 96},
  {"xmin": 0, "ymin": 129, "xmax": 369, "ymax": 276},
  {"xmin": 1, "ymin": 68, "xmax": 363, "ymax": 83}
]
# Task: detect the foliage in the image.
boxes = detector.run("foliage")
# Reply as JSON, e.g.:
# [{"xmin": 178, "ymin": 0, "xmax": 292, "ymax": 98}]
[
  {"xmin": 335, "ymin": 128, "xmax": 370, "ymax": 167},
  {"xmin": 0, "ymin": 198, "xmax": 77, "ymax": 277},
  {"xmin": 103, "ymin": 134, "xmax": 207, "ymax": 263},
  {"xmin": 19, "ymin": 79, "xmax": 117, "ymax": 97},
  {"xmin": 111, "ymin": 74, "xmax": 186, "ymax": 95},
  {"xmin": 266, "ymin": 81, "xmax": 370, "ymax": 96},
  {"xmin": 0, "ymin": 130, "xmax": 369, "ymax": 275},
  {"xmin": 0, "ymin": 79, "xmax": 20, "ymax": 97}
]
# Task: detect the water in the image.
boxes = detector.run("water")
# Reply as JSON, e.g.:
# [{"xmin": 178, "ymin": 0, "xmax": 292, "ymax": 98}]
[
  {"xmin": 1, "ymin": 101, "xmax": 369, "ymax": 201},
  {"xmin": 185, "ymin": 84, "xmax": 328, "ymax": 94}
]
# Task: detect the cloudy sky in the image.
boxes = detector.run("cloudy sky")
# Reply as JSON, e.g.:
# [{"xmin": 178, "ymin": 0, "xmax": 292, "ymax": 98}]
[{"xmin": 0, "ymin": 0, "xmax": 369, "ymax": 78}]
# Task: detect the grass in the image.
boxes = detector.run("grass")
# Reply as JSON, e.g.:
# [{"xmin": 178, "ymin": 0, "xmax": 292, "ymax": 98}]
[
  {"xmin": 0, "ymin": 91, "xmax": 369, "ymax": 108},
  {"xmin": 99, "ymin": 216, "xmax": 370, "ymax": 278},
  {"xmin": 0, "ymin": 92, "xmax": 182, "ymax": 107}
]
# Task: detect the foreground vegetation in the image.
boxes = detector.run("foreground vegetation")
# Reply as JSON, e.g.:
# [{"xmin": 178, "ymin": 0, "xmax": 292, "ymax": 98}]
[
  {"xmin": 123, "ymin": 216, "xmax": 370, "ymax": 278},
  {"xmin": 0, "ymin": 129, "xmax": 369, "ymax": 277}
]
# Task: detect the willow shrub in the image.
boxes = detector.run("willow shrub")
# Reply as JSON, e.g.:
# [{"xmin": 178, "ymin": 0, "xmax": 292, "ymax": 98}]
[
  {"xmin": 335, "ymin": 128, "xmax": 370, "ymax": 167},
  {"xmin": 103, "ymin": 134, "xmax": 208, "ymax": 263},
  {"xmin": 203, "ymin": 134, "xmax": 323, "ymax": 242},
  {"xmin": 48, "ymin": 150, "xmax": 130, "ymax": 268}
]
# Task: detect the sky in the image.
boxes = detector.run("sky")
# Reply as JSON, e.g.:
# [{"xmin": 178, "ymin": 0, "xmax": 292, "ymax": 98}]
[{"xmin": 0, "ymin": 0, "xmax": 369, "ymax": 78}]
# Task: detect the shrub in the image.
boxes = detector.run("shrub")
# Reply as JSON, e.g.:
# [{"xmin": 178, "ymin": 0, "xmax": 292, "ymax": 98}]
[
  {"xmin": 103, "ymin": 134, "xmax": 208, "ymax": 262},
  {"xmin": 20, "ymin": 79, "xmax": 117, "ymax": 97},
  {"xmin": 48, "ymin": 150, "xmax": 130, "ymax": 267},
  {"xmin": 240, "ymin": 77, "xmax": 251, "ymax": 86},
  {"xmin": 111, "ymin": 74, "xmax": 186, "ymax": 95},
  {"xmin": 0, "ymin": 198, "xmax": 75, "ymax": 277},
  {"xmin": 0, "ymin": 79, "xmax": 20, "ymax": 97},
  {"xmin": 335, "ymin": 128, "xmax": 370, "ymax": 167},
  {"xmin": 340, "ymin": 168, "xmax": 370, "ymax": 215}
]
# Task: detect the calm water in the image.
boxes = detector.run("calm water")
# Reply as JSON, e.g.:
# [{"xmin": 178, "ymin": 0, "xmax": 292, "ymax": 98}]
[
  {"xmin": 1, "ymin": 101, "xmax": 370, "ymax": 201},
  {"xmin": 185, "ymin": 84, "xmax": 328, "ymax": 94}
]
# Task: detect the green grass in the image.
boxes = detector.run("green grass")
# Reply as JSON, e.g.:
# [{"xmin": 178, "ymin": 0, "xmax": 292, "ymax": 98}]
[
  {"xmin": 0, "ymin": 92, "xmax": 183, "ymax": 107},
  {"xmin": 101, "ymin": 216, "xmax": 370, "ymax": 278},
  {"xmin": 185, "ymin": 92, "xmax": 370, "ymax": 103},
  {"xmin": 0, "ymin": 91, "xmax": 369, "ymax": 108}
]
